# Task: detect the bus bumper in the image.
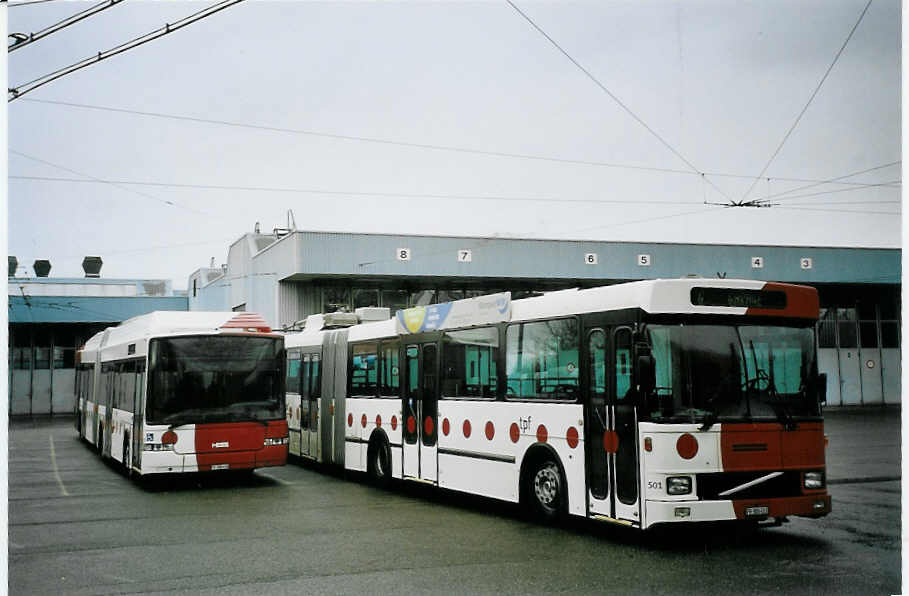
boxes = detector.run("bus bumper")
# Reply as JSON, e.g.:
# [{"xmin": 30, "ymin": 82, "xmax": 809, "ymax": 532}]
[{"xmin": 644, "ymin": 494, "xmax": 831, "ymax": 528}]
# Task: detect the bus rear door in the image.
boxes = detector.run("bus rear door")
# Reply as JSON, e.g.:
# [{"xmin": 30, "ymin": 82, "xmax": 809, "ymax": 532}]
[{"xmin": 402, "ymin": 342, "xmax": 438, "ymax": 483}]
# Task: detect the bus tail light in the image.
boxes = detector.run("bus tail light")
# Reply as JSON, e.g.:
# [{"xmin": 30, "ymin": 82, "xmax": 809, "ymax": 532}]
[{"xmin": 162, "ymin": 430, "xmax": 178, "ymax": 445}]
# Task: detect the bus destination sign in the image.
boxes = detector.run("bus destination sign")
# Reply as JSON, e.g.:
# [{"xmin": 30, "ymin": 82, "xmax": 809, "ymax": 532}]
[{"xmin": 690, "ymin": 287, "xmax": 787, "ymax": 310}]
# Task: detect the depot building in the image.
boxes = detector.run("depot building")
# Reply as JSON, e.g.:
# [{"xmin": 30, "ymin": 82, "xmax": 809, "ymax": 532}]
[{"xmin": 188, "ymin": 228, "xmax": 901, "ymax": 408}]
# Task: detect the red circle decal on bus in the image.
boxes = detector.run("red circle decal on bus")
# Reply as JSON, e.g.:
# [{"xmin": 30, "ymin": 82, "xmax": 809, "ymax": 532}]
[
  {"xmin": 347, "ymin": 413, "xmax": 353, "ymax": 427},
  {"xmin": 361, "ymin": 414, "xmax": 367, "ymax": 428},
  {"xmin": 375, "ymin": 414, "xmax": 382, "ymax": 428},
  {"xmin": 509, "ymin": 423, "xmax": 520, "ymax": 443},
  {"xmin": 424, "ymin": 416, "xmax": 434, "ymax": 436},
  {"xmin": 566, "ymin": 426, "xmax": 579, "ymax": 448},
  {"xmin": 603, "ymin": 430, "xmax": 619, "ymax": 454},
  {"xmin": 407, "ymin": 416, "xmax": 416, "ymax": 434},
  {"xmin": 162, "ymin": 430, "xmax": 177, "ymax": 445},
  {"xmin": 442, "ymin": 418, "xmax": 450, "ymax": 436},
  {"xmin": 485, "ymin": 421, "xmax": 495, "ymax": 440},
  {"xmin": 391, "ymin": 415, "xmax": 398, "ymax": 431},
  {"xmin": 463, "ymin": 420, "xmax": 472, "ymax": 438},
  {"xmin": 536, "ymin": 425, "xmax": 548, "ymax": 444},
  {"xmin": 676, "ymin": 433, "xmax": 698, "ymax": 459}
]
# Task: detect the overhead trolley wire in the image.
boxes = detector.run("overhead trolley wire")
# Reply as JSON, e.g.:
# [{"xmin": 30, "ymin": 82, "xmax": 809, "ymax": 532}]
[
  {"xmin": 17, "ymin": 97, "xmax": 897, "ymax": 191},
  {"xmin": 8, "ymin": 0, "xmax": 126, "ymax": 53},
  {"xmin": 754, "ymin": 161, "xmax": 900, "ymax": 202},
  {"xmin": 767, "ymin": 180, "xmax": 901, "ymax": 203},
  {"xmin": 9, "ymin": 175, "xmax": 710, "ymax": 207},
  {"xmin": 739, "ymin": 0, "xmax": 874, "ymax": 202},
  {"xmin": 8, "ymin": 0, "xmax": 61, "ymax": 7},
  {"xmin": 10, "ymin": 149, "xmax": 220, "ymax": 217},
  {"xmin": 8, "ymin": 0, "xmax": 246, "ymax": 101},
  {"xmin": 505, "ymin": 0, "xmax": 733, "ymax": 202}
]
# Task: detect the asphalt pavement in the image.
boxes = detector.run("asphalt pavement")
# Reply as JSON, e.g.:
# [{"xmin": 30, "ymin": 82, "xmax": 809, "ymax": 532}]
[{"xmin": 822, "ymin": 405, "xmax": 901, "ymax": 484}]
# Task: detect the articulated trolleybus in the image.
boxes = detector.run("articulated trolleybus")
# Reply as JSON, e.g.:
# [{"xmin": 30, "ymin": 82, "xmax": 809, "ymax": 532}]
[
  {"xmin": 284, "ymin": 279, "xmax": 830, "ymax": 530},
  {"xmin": 76, "ymin": 312, "xmax": 288, "ymax": 476}
]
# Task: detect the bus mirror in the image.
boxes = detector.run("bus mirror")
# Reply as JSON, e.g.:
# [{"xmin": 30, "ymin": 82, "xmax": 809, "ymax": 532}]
[
  {"xmin": 817, "ymin": 373, "xmax": 828, "ymax": 406},
  {"xmin": 636, "ymin": 353, "xmax": 655, "ymax": 396}
]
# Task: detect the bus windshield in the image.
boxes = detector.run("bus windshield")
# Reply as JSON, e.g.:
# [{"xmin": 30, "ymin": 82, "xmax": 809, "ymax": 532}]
[
  {"xmin": 147, "ymin": 335, "xmax": 284, "ymax": 425},
  {"xmin": 644, "ymin": 324, "xmax": 818, "ymax": 423}
]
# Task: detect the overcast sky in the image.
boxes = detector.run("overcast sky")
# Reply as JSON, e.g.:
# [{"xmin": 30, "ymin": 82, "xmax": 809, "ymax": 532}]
[{"xmin": 7, "ymin": 0, "xmax": 901, "ymax": 289}]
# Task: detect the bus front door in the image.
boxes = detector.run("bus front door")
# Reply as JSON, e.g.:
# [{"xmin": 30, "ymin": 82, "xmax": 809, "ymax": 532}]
[
  {"xmin": 586, "ymin": 327, "xmax": 640, "ymax": 524},
  {"xmin": 402, "ymin": 343, "xmax": 438, "ymax": 483},
  {"xmin": 611, "ymin": 327, "xmax": 640, "ymax": 523}
]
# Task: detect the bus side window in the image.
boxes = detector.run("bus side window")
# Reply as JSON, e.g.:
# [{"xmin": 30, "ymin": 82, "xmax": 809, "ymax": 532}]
[
  {"xmin": 351, "ymin": 343, "xmax": 378, "ymax": 396},
  {"xmin": 614, "ymin": 328, "xmax": 632, "ymax": 400},
  {"xmin": 505, "ymin": 318, "xmax": 579, "ymax": 400},
  {"xmin": 380, "ymin": 341, "xmax": 400, "ymax": 397},
  {"xmin": 588, "ymin": 330, "xmax": 607, "ymax": 398},
  {"xmin": 286, "ymin": 354, "xmax": 301, "ymax": 394},
  {"xmin": 441, "ymin": 327, "xmax": 498, "ymax": 399},
  {"xmin": 310, "ymin": 354, "xmax": 321, "ymax": 398},
  {"xmin": 122, "ymin": 360, "xmax": 136, "ymax": 414}
]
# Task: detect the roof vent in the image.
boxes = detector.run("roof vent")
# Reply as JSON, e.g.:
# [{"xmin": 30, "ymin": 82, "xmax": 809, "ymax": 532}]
[
  {"xmin": 33, "ymin": 259, "xmax": 51, "ymax": 277},
  {"xmin": 8, "ymin": 256, "xmax": 17, "ymax": 277},
  {"xmin": 82, "ymin": 256, "xmax": 102, "ymax": 278}
]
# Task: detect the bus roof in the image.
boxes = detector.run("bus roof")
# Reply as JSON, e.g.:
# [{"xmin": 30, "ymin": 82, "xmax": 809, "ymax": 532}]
[
  {"xmin": 511, "ymin": 278, "xmax": 818, "ymax": 322},
  {"xmin": 79, "ymin": 311, "xmax": 277, "ymax": 359},
  {"xmin": 283, "ymin": 279, "xmax": 818, "ymax": 347}
]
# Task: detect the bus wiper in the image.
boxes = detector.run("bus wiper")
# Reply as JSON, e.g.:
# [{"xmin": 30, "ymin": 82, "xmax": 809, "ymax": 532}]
[
  {"xmin": 757, "ymin": 394, "xmax": 797, "ymax": 431},
  {"xmin": 699, "ymin": 410, "xmax": 717, "ymax": 431}
]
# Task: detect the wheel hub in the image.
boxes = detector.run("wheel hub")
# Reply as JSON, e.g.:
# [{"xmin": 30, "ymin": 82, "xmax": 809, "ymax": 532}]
[{"xmin": 533, "ymin": 464, "xmax": 560, "ymax": 506}]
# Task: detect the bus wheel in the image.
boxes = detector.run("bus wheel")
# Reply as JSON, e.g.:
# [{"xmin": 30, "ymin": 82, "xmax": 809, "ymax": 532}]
[
  {"xmin": 367, "ymin": 439, "xmax": 392, "ymax": 489},
  {"xmin": 526, "ymin": 458, "xmax": 565, "ymax": 521}
]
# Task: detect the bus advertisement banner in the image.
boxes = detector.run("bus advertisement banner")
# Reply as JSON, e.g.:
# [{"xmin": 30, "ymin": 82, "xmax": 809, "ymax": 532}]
[{"xmin": 396, "ymin": 292, "xmax": 511, "ymax": 334}]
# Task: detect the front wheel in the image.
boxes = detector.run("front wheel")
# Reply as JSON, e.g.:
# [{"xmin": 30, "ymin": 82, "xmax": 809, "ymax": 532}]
[
  {"xmin": 525, "ymin": 458, "xmax": 565, "ymax": 521},
  {"xmin": 367, "ymin": 440, "xmax": 392, "ymax": 489}
]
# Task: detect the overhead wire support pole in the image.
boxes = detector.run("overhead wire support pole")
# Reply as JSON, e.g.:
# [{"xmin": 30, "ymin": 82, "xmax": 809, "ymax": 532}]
[
  {"xmin": 8, "ymin": 0, "xmax": 127, "ymax": 53},
  {"xmin": 8, "ymin": 0, "xmax": 246, "ymax": 101}
]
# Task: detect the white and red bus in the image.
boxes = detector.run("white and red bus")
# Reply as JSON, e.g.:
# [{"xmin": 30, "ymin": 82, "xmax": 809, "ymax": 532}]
[
  {"xmin": 76, "ymin": 312, "xmax": 288, "ymax": 476},
  {"xmin": 284, "ymin": 279, "xmax": 830, "ymax": 529}
]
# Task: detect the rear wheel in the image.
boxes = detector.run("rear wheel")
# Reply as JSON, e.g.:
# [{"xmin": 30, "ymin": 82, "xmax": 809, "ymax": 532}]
[
  {"xmin": 367, "ymin": 439, "xmax": 392, "ymax": 489},
  {"xmin": 525, "ymin": 457, "xmax": 565, "ymax": 521}
]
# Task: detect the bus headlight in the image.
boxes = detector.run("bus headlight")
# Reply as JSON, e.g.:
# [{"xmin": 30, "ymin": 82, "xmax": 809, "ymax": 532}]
[
  {"xmin": 667, "ymin": 476, "xmax": 692, "ymax": 495},
  {"xmin": 804, "ymin": 471, "xmax": 825, "ymax": 489},
  {"xmin": 264, "ymin": 437, "xmax": 289, "ymax": 446}
]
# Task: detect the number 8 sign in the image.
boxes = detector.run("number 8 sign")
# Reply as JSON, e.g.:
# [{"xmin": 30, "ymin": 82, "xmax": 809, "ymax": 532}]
[{"xmin": 397, "ymin": 248, "xmax": 412, "ymax": 261}]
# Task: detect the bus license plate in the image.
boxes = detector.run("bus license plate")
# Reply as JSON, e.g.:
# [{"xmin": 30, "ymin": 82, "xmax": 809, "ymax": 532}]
[
  {"xmin": 211, "ymin": 464, "xmax": 229, "ymax": 471},
  {"xmin": 745, "ymin": 506, "xmax": 769, "ymax": 517}
]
